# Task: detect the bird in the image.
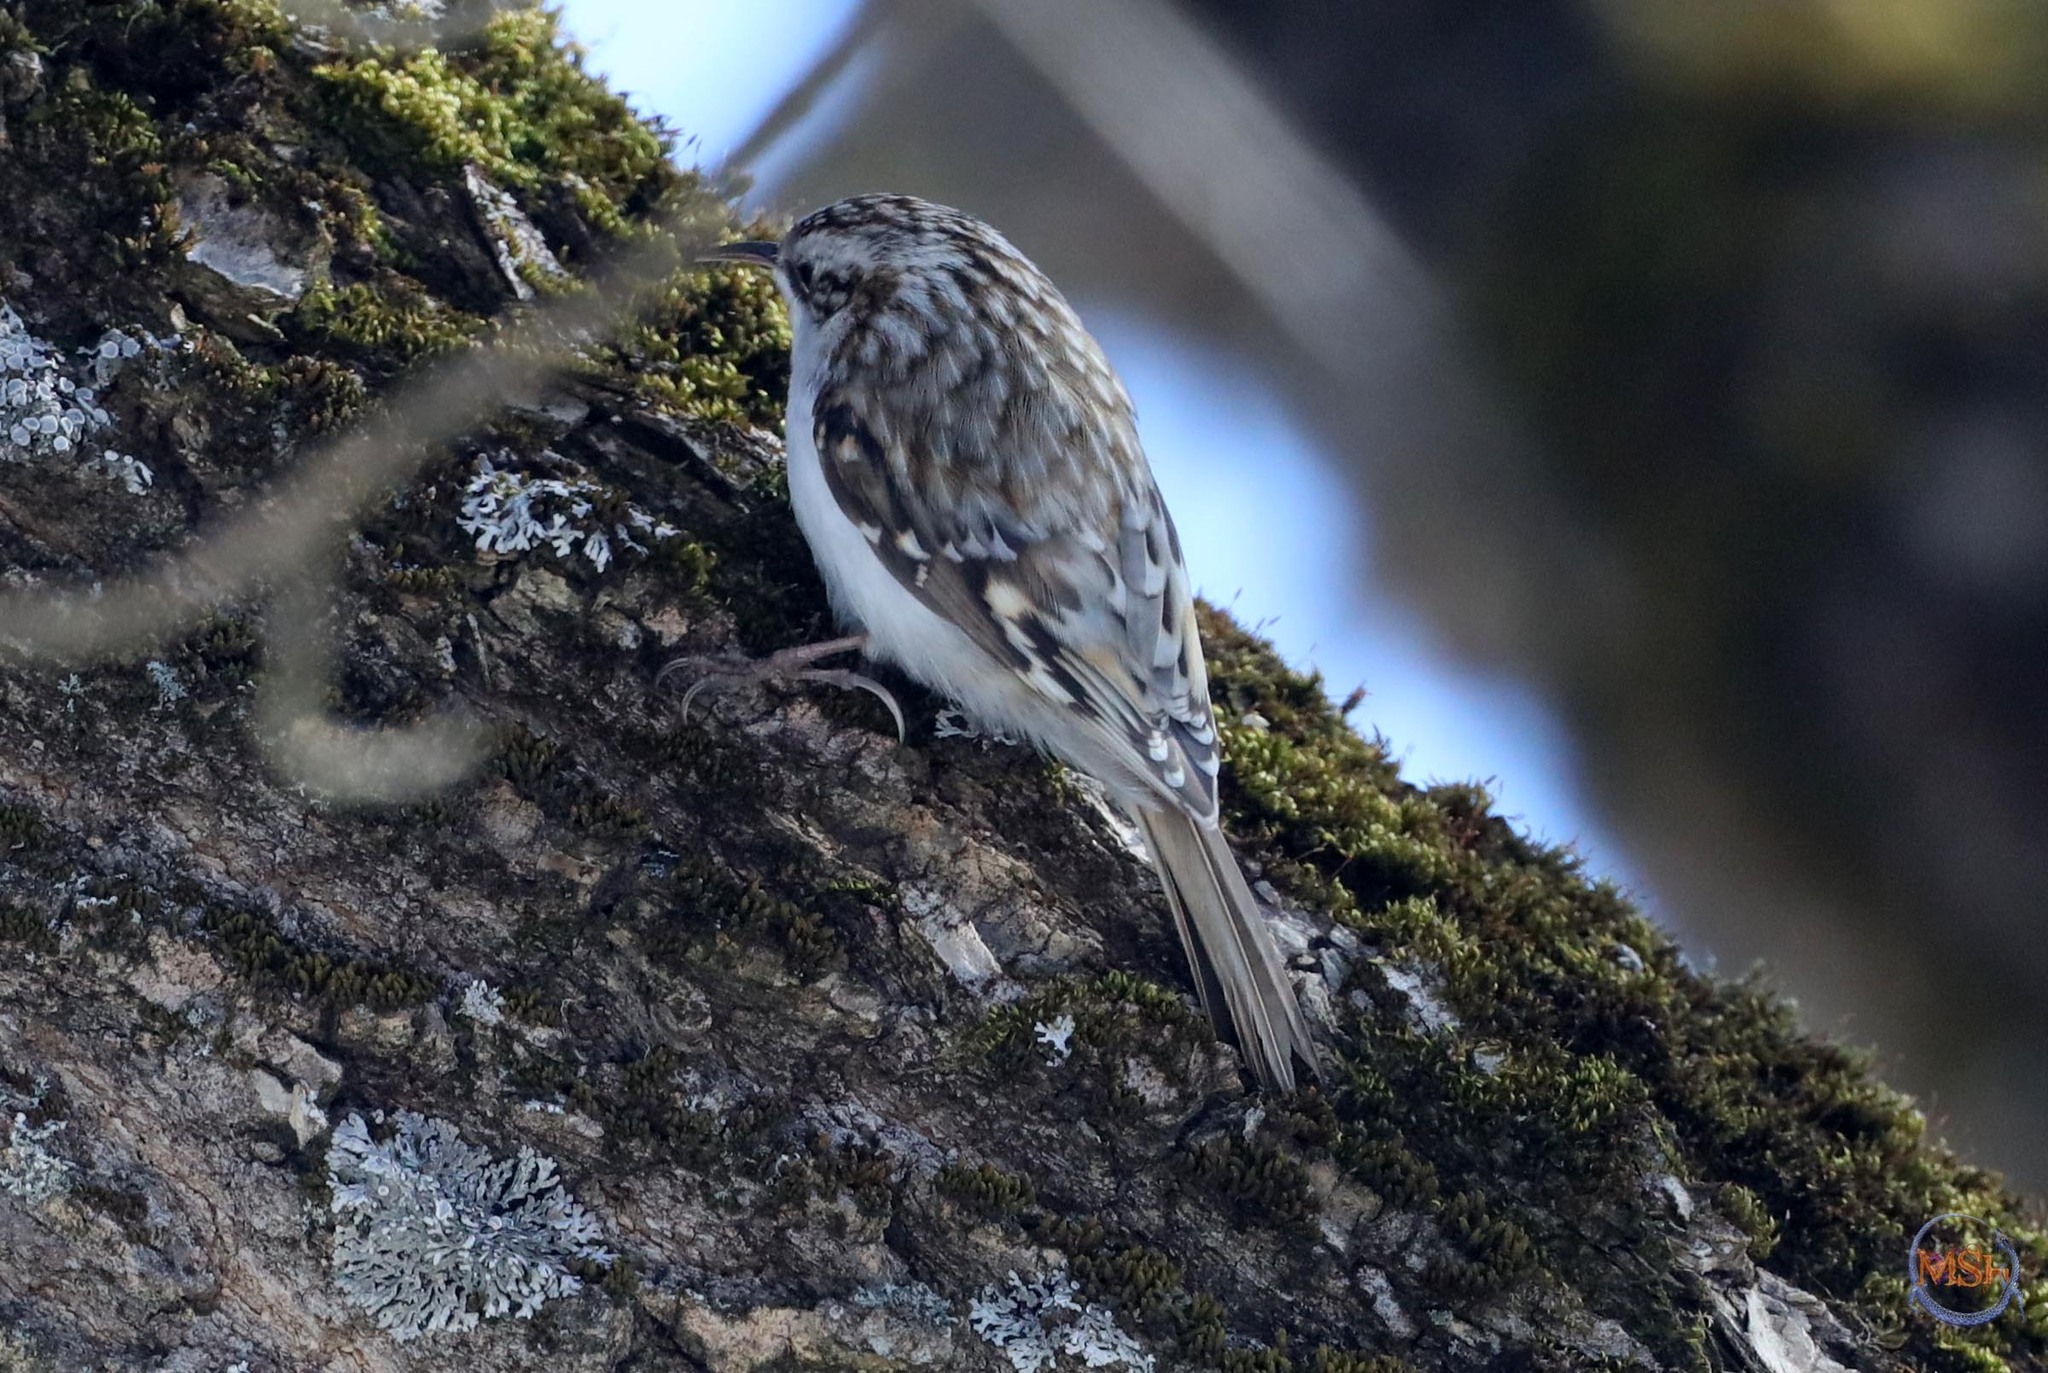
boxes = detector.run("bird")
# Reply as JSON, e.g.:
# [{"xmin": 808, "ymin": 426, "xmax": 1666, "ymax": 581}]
[{"xmin": 688, "ymin": 193, "xmax": 1321, "ymax": 1092}]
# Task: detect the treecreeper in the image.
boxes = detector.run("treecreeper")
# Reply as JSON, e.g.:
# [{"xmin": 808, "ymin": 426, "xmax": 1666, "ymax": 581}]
[{"xmin": 677, "ymin": 193, "xmax": 1322, "ymax": 1091}]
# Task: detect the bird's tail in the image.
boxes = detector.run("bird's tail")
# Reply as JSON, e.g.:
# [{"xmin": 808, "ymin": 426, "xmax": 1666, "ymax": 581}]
[{"xmin": 1137, "ymin": 808, "xmax": 1322, "ymax": 1091}]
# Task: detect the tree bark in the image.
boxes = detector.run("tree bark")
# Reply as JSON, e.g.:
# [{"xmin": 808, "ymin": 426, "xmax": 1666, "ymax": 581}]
[{"xmin": 0, "ymin": 4, "xmax": 2037, "ymax": 1372}]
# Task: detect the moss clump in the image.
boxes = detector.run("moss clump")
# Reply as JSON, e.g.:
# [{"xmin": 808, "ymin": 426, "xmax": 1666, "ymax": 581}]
[
  {"xmin": 1715, "ymin": 1180, "xmax": 1779, "ymax": 1260},
  {"xmin": 936, "ymin": 1161, "xmax": 1037, "ymax": 1220},
  {"xmin": 295, "ymin": 279, "xmax": 483, "ymax": 367},
  {"xmin": 1196, "ymin": 606, "xmax": 2048, "ymax": 1371},
  {"xmin": 1430, "ymin": 1190, "xmax": 1537, "ymax": 1296},
  {"xmin": 177, "ymin": 337, "xmax": 371, "ymax": 475},
  {"xmin": 565, "ymin": 790, "xmax": 646, "ymax": 838},
  {"xmin": 382, "ymin": 563, "xmax": 465, "ymax": 598},
  {"xmin": 567, "ymin": 1250, "xmax": 640, "ymax": 1302},
  {"xmin": 35, "ymin": 80, "xmax": 181, "ymax": 275},
  {"xmin": 768, "ymin": 1131, "xmax": 897, "ymax": 1218},
  {"xmin": 506, "ymin": 1046, "xmax": 602, "ymax": 1120},
  {"xmin": 603, "ymin": 1044, "xmax": 722, "ymax": 1163},
  {"xmin": 608, "ymin": 261, "xmax": 790, "ymax": 427},
  {"xmin": 494, "ymin": 723, "xmax": 560, "ymax": 793},
  {"xmin": 0, "ymin": 901, "xmax": 59, "ymax": 956},
  {"xmin": 1306, "ymin": 1354, "xmax": 1408, "ymax": 1373},
  {"xmin": 1031, "ymin": 1217, "xmax": 1186, "ymax": 1330},
  {"xmin": 308, "ymin": 8, "xmax": 672, "ymax": 238},
  {"xmin": 0, "ymin": 803, "xmax": 48, "ymax": 853},
  {"xmin": 199, "ymin": 905, "xmax": 435, "ymax": 1010},
  {"xmin": 1021, "ymin": 1214, "xmax": 1392, "ymax": 1373},
  {"xmin": 1187, "ymin": 1134, "xmax": 1318, "ymax": 1233},
  {"xmin": 644, "ymin": 721, "xmax": 767, "ymax": 801},
  {"xmin": 1332, "ymin": 1129, "xmax": 1439, "ymax": 1209},
  {"xmin": 976, "ymin": 970, "xmax": 1201, "ymax": 1066},
  {"xmin": 651, "ymin": 531, "xmax": 720, "ymax": 594},
  {"xmin": 485, "ymin": 720, "xmax": 648, "ymax": 840},
  {"xmin": 175, "ymin": 613, "xmax": 263, "ymax": 691},
  {"xmin": 499, "ymin": 983, "xmax": 558, "ymax": 1027},
  {"xmin": 638, "ymin": 854, "xmax": 846, "ymax": 982}
]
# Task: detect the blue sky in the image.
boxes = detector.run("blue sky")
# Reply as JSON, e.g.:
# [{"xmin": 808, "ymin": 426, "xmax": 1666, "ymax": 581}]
[{"xmin": 551, "ymin": 0, "xmax": 1646, "ymax": 894}]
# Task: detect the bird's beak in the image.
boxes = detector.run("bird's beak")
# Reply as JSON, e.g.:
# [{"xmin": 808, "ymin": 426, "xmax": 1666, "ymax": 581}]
[{"xmin": 698, "ymin": 240, "xmax": 779, "ymax": 269}]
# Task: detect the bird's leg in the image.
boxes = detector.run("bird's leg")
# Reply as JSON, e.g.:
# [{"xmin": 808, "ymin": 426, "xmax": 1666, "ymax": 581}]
[{"xmin": 657, "ymin": 634, "xmax": 906, "ymax": 741}]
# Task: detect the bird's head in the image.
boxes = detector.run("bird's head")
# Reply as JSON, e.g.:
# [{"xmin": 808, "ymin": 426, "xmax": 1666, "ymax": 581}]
[{"xmin": 700, "ymin": 194, "xmax": 1067, "ymax": 357}]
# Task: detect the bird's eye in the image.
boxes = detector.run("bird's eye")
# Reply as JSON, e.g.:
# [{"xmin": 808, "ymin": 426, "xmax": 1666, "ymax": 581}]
[{"xmin": 792, "ymin": 261, "xmax": 815, "ymax": 296}]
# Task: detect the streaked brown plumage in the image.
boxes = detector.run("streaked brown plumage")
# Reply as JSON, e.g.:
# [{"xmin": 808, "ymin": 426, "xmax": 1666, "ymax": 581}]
[{"xmin": 701, "ymin": 194, "xmax": 1320, "ymax": 1091}]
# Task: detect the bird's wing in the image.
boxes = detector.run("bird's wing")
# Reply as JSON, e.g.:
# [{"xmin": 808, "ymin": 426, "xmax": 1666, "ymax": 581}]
[{"xmin": 812, "ymin": 391, "xmax": 1222, "ymax": 819}]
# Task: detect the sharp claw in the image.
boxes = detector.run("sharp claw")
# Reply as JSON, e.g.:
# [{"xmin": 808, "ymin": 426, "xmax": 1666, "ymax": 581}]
[
  {"xmin": 801, "ymin": 669, "xmax": 906, "ymax": 743},
  {"xmin": 656, "ymin": 640, "xmax": 902, "ymax": 742},
  {"xmin": 676, "ymin": 675, "xmax": 712, "ymax": 725}
]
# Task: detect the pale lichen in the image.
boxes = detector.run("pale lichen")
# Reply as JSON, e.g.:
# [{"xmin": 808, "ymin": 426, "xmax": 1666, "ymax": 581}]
[
  {"xmin": 454, "ymin": 978, "xmax": 507, "ymax": 1027},
  {"xmin": 0, "ymin": 302, "xmax": 165, "ymax": 494},
  {"xmin": 1034, "ymin": 1014, "xmax": 1076, "ymax": 1066},
  {"xmin": 0, "ymin": 1111, "xmax": 73, "ymax": 1204},
  {"xmin": 457, "ymin": 453, "xmax": 676, "ymax": 573},
  {"xmin": 969, "ymin": 1271, "xmax": 1154, "ymax": 1373},
  {"xmin": 326, "ymin": 1109, "xmax": 612, "ymax": 1341},
  {"xmin": 145, "ymin": 660, "xmax": 187, "ymax": 708}
]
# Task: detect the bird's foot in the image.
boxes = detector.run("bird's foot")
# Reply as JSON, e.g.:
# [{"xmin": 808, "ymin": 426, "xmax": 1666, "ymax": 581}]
[{"xmin": 656, "ymin": 634, "xmax": 906, "ymax": 741}]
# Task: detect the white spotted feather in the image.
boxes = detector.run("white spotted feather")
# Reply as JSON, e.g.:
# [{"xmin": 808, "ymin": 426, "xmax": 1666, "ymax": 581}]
[{"xmin": 764, "ymin": 194, "xmax": 1319, "ymax": 1091}]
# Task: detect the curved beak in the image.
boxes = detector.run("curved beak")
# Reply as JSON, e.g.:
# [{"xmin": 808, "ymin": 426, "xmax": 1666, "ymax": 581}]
[{"xmin": 698, "ymin": 239, "xmax": 779, "ymax": 269}]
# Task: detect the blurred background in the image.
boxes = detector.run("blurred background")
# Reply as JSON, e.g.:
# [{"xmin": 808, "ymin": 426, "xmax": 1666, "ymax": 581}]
[{"xmin": 542, "ymin": 0, "xmax": 2048, "ymax": 1195}]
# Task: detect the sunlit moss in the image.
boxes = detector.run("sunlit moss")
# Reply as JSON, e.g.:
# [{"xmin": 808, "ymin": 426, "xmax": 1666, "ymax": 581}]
[
  {"xmin": 1196, "ymin": 605, "xmax": 2048, "ymax": 1370},
  {"xmin": 309, "ymin": 7, "xmax": 673, "ymax": 237},
  {"xmin": 608, "ymin": 261, "xmax": 790, "ymax": 425},
  {"xmin": 295, "ymin": 279, "xmax": 484, "ymax": 367}
]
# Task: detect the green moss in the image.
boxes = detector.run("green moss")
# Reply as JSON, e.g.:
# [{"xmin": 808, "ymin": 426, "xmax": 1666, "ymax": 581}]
[
  {"xmin": 1033, "ymin": 1217, "xmax": 1186, "ymax": 1330},
  {"xmin": 608, "ymin": 261, "xmax": 790, "ymax": 425},
  {"xmin": 499, "ymin": 982, "xmax": 558, "ymax": 1027},
  {"xmin": 308, "ymin": 7, "xmax": 673, "ymax": 238},
  {"xmin": 568, "ymin": 1250, "xmax": 640, "ymax": 1301},
  {"xmin": 565, "ymin": 790, "xmax": 646, "ymax": 838},
  {"xmin": 0, "ymin": 803, "xmax": 48, "ymax": 853},
  {"xmin": 199, "ymin": 904, "xmax": 435, "ymax": 1010},
  {"xmin": 604, "ymin": 1044, "xmax": 722, "ymax": 1162},
  {"xmin": 936, "ymin": 1161, "xmax": 1037, "ymax": 1220},
  {"xmin": 1186, "ymin": 1134, "xmax": 1318, "ymax": 1233},
  {"xmin": 1306, "ymin": 1354, "xmax": 1408, "ymax": 1373},
  {"xmin": 383, "ymin": 563, "xmax": 466, "ymax": 597},
  {"xmin": 1195, "ymin": 607, "xmax": 2048, "ymax": 1370},
  {"xmin": 175, "ymin": 613, "xmax": 263, "ymax": 690},
  {"xmin": 651, "ymin": 532, "xmax": 720, "ymax": 593},
  {"xmin": 295, "ymin": 279, "xmax": 483, "ymax": 367},
  {"xmin": 507, "ymin": 1047, "xmax": 603, "ymax": 1119},
  {"xmin": 1220, "ymin": 1339, "xmax": 1292, "ymax": 1373},
  {"xmin": 637, "ymin": 853, "xmax": 846, "ymax": 982},
  {"xmin": 0, "ymin": 901, "xmax": 59, "ymax": 956},
  {"xmin": 975, "ymin": 970, "xmax": 1201, "ymax": 1065},
  {"xmin": 494, "ymin": 722, "xmax": 561, "ymax": 792},
  {"xmin": 1020, "ymin": 1214, "xmax": 1390, "ymax": 1373},
  {"xmin": 1431, "ymin": 1190, "xmax": 1537, "ymax": 1295},
  {"xmin": 826, "ymin": 1134, "xmax": 896, "ymax": 1202},
  {"xmin": 1332, "ymin": 1129, "xmax": 1439, "ymax": 1209},
  {"xmin": 1716, "ymin": 1180, "xmax": 1779, "ymax": 1260},
  {"xmin": 644, "ymin": 721, "xmax": 763, "ymax": 799},
  {"xmin": 0, "ymin": 11, "xmax": 35, "ymax": 53}
]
